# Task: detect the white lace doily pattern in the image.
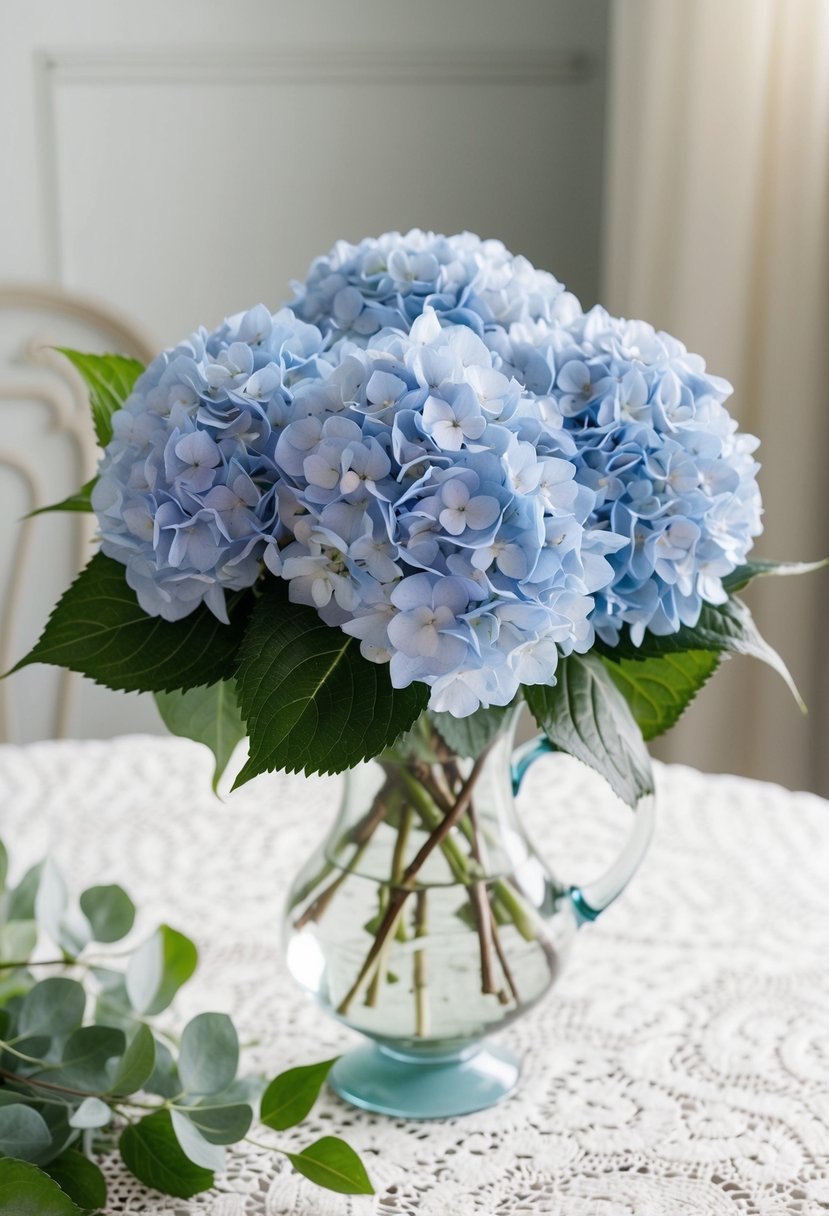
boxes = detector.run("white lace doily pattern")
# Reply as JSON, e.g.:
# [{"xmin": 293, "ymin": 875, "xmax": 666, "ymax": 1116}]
[{"xmin": 1, "ymin": 737, "xmax": 828, "ymax": 1215}]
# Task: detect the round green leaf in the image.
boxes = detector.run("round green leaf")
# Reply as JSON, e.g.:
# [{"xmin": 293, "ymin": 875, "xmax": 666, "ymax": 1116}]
[
  {"xmin": 0, "ymin": 1158, "xmax": 83, "ymax": 1215},
  {"xmin": 286, "ymin": 1136, "xmax": 374, "ymax": 1195},
  {"xmin": 125, "ymin": 925, "xmax": 197, "ymax": 1015},
  {"xmin": 178, "ymin": 1013, "xmax": 238, "ymax": 1096},
  {"xmin": 44, "ymin": 1150, "xmax": 107, "ymax": 1212},
  {"xmin": 0, "ymin": 919, "xmax": 38, "ymax": 963},
  {"xmin": 260, "ymin": 1058, "xmax": 338, "ymax": 1131},
  {"xmin": 0, "ymin": 1105, "xmax": 52, "ymax": 1162},
  {"xmin": 182, "ymin": 1101, "xmax": 252, "ymax": 1145},
  {"xmin": 144, "ymin": 1037, "xmax": 181, "ymax": 1099},
  {"xmin": 119, "ymin": 1110, "xmax": 214, "ymax": 1199},
  {"xmin": 109, "ymin": 1023, "xmax": 156, "ymax": 1095},
  {"xmin": 18, "ymin": 978, "xmax": 85, "ymax": 1038},
  {"xmin": 48, "ymin": 1026, "xmax": 125, "ymax": 1090},
  {"xmin": 68, "ymin": 1098, "xmax": 111, "ymax": 1130},
  {"xmin": 7, "ymin": 863, "xmax": 44, "ymax": 921},
  {"xmin": 170, "ymin": 1110, "xmax": 226, "ymax": 1172},
  {"xmin": 79, "ymin": 885, "xmax": 135, "ymax": 943}
]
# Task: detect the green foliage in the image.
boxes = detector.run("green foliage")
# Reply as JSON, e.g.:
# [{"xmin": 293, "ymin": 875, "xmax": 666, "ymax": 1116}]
[
  {"xmin": 0, "ymin": 837, "xmax": 372, "ymax": 1201},
  {"xmin": 722, "ymin": 556, "xmax": 828, "ymax": 594},
  {"xmin": 601, "ymin": 650, "xmax": 720, "ymax": 741},
  {"xmin": 234, "ymin": 581, "xmax": 428, "ymax": 785},
  {"xmin": 154, "ymin": 681, "xmax": 246, "ymax": 792},
  {"xmin": 10, "ymin": 553, "xmax": 251, "ymax": 695},
  {"xmin": 0, "ymin": 1157, "xmax": 84, "ymax": 1215},
  {"xmin": 526, "ymin": 653, "xmax": 654, "ymax": 807},
  {"xmin": 430, "ymin": 704, "xmax": 512, "ymax": 758},
  {"xmin": 286, "ymin": 1136, "xmax": 374, "ymax": 1195},
  {"xmin": 27, "ymin": 479, "xmax": 96, "ymax": 519},
  {"xmin": 54, "ymin": 349, "xmax": 144, "ymax": 447},
  {"xmin": 260, "ymin": 1058, "xmax": 338, "ymax": 1131}
]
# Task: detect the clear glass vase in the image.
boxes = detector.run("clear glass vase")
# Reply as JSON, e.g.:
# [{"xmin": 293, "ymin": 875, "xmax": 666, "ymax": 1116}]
[{"xmin": 283, "ymin": 706, "xmax": 653, "ymax": 1118}]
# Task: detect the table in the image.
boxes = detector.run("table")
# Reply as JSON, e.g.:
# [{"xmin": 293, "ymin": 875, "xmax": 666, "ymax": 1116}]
[{"xmin": 2, "ymin": 736, "xmax": 829, "ymax": 1215}]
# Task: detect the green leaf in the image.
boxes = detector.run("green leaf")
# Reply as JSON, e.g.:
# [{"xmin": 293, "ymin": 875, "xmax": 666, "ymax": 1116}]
[
  {"xmin": 0, "ymin": 919, "xmax": 38, "ymax": 963},
  {"xmin": 178, "ymin": 1013, "xmax": 238, "ymax": 1096},
  {"xmin": 10, "ymin": 553, "xmax": 252, "ymax": 696},
  {"xmin": 0, "ymin": 839, "xmax": 7, "ymax": 895},
  {"xmin": 67, "ymin": 1098, "xmax": 111, "ymax": 1130},
  {"xmin": 234, "ymin": 582, "xmax": 428, "ymax": 785},
  {"xmin": 601, "ymin": 650, "xmax": 720, "ymax": 741},
  {"xmin": 79, "ymin": 884, "xmax": 135, "ymax": 943},
  {"xmin": 430, "ymin": 704, "xmax": 511, "ymax": 758},
  {"xmin": 181, "ymin": 1101, "xmax": 252, "ymax": 1145},
  {"xmin": 154, "ymin": 681, "xmax": 246, "ymax": 793},
  {"xmin": 144, "ymin": 1038, "xmax": 181, "ymax": 1099},
  {"xmin": 109, "ymin": 1024, "xmax": 156, "ymax": 1095},
  {"xmin": 44, "ymin": 1151, "xmax": 107, "ymax": 1213},
  {"xmin": 260, "ymin": 1058, "xmax": 338, "ymax": 1131},
  {"xmin": 0, "ymin": 1158, "xmax": 84, "ymax": 1215},
  {"xmin": 55, "ymin": 349, "xmax": 144, "ymax": 447},
  {"xmin": 0, "ymin": 1106, "xmax": 52, "ymax": 1162},
  {"xmin": 18, "ymin": 978, "xmax": 86, "ymax": 1038},
  {"xmin": 33, "ymin": 859, "xmax": 86, "ymax": 954},
  {"xmin": 47, "ymin": 1026, "xmax": 125, "ymax": 1089},
  {"xmin": 286, "ymin": 1136, "xmax": 374, "ymax": 1195},
  {"xmin": 119, "ymin": 1110, "xmax": 214, "ymax": 1199},
  {"xmin": 525, "ymin": 654, "xmax": 654, "ymax": 808},
  {"xmin": 125, "ymin": 924, "xmax": 198, "ymax": 1015},
  {"xmin": 169, "ymin": 1110, "xmax": 226, "ymax": 1172},
  {"xmin": 600, "ymin": 596, "xmax": 805, "ymax": 712},
  {"xmin": 7, "ymin": 863, "xmax": 44, "ymax": 921},
  {"xmin": 27, "ymin": 479, "xmax": 96, "ymax": 519},
  {"xmin": 722, "ymin": 556, "xmax": 829, "ymax": 594}
]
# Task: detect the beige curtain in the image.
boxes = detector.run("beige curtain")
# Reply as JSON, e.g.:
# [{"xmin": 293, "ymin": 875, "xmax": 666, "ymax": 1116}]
[{"xmin": 603, "ymin": 0, "xmax": 829, "ymax": 794}]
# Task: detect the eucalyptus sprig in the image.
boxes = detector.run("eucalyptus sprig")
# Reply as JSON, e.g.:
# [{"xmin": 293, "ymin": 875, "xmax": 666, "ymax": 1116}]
[{"xmin": 0, "ymin": 839, "xmax": 373, "ymax": 1212}]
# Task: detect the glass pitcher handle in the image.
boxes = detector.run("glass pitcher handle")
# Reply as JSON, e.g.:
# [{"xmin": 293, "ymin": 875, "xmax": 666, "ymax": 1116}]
[{"xmin": 511, "ymin": 736, "xmax": 655, "ymax": 927}]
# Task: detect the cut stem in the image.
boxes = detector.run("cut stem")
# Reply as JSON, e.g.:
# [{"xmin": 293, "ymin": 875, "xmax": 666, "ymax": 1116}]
[{"xmin": 414, "ymin": 890, "xmax": 429, "ymax": 1037}]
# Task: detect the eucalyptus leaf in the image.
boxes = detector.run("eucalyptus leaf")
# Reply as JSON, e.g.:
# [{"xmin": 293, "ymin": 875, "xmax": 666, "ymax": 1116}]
[
  {"xmin": 234, "ymin": 581, "xmax": 427, "ymax": 785},
  {"xmin": 525, "ymin": 653, "xmax": 654, "ymax": 808},
  {"xmin": 154, "ymin": 681, "xmax": 246, "ymax": 793},
  {"xmin": 125, "ymin": 925, "xmax": 198, "ymax": 1015},
  {"xmin": 601, "ymin": 650, "xmax": 720, "ymax": 741},
  {"xmin": 144, "ymin": 1037, "xmax": 181, "ymax": 1099},
  {"xmin": 79, "ymin": 884, "xmax": 135, "ymax": 943},
  {"xmin": 54, "ymin": 349, "xmax": 144, "ymax": 448},
  {"xmin": 18, "ymin": 978, "xmax": 85, "ymax": 1038},
  {"xmin": 286, "ymin": 1136, "xmax": 374, "ymax": 1195},
  {"xmin": 170, "ymin": 1109, "xmax": 226, "ymax": 1172},
  {"xmin": 0, "ymin": 838, "xmax": 7, "ymax": 895},
  {"xmin": 10, "ymin": 553, "xmax": 252, "ymax": 696},
  {"xmin": 178, "ymin": 1012, "xmax": 238, "ymax": 1096},
  {"xmin": 0, "ymin": 1105, "xmax": 52, "ymax": 1161},
  {"xmin": 109, "ymin": 1023, "xmax": 156, "ymax": 1095},
  {"xmin": 260, "ymin": 1058, "xmax": 337, "ymax": 1131},
  {"xmin": 8, "ymin": 863, "xmax": 43, "ymax": 922},
  {"xmin": 0, "ymin": 1158, "xmax": 84, "ymax": 1216},
  {"xmin": 32, "ymin": 859, "xmax": 68, "ymax": 945},
  {"xmin": 119, "ymin": 1110, "xmax": 214, "ymax": 1199},
  {"xmin": 182, "ymin": 1101, "xmax": 252, "ymax": 1145},
  {"xmin": 67, "ymin": 1098, "xmax": 111, "ymax": 1130},
  {"xmin": 48, "ymin": 1026, "xmax": 125, "ymax": 1089},
  {"xmin": 44, "ymin": 1150, "xmax": 107, "ymax": 1213},
  {"xmin": 0, "ymin": 919, "xmax": 38, "ymax": 963}
]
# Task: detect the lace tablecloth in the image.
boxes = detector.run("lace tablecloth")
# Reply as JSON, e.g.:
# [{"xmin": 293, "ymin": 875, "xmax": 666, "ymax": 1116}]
[{"xmin": 1, "ymin": 736, "xmax": 829, "ymax": 1215}]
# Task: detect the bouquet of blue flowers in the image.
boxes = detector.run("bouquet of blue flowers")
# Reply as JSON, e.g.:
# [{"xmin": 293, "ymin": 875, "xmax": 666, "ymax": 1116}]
[{"xmin": 11, "ymin": 231, "xmax": 821, "ymax": 804}]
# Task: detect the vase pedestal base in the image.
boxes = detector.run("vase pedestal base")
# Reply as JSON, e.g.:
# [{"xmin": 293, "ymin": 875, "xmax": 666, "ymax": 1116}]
[{"xmin": 329, "ymin": 1041, "xmax": 520, "ymax": 1119}]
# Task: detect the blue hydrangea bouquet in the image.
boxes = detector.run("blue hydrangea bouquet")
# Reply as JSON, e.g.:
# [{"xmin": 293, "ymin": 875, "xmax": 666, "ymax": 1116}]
[{"xmin": 14, "ymin": 230, "xmax": 815, "ymax": 794}]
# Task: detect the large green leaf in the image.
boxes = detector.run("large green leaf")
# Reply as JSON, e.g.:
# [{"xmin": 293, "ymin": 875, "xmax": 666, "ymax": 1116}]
[
  {"xmin": 79, "ymin": 884, "xmax": 135, "ymax": 943},
  {"xmin": 154, "ymin": 681, "xmax": 246, "ymax": 792},
  {"xmin": 722, "ymin": 556, "xmax": 828, "ymax": 594},
  {"xmin": 598, "ymin": 596, "xmax": 805, "ymax": 711},
  {"xmin": 0, "ymin": 1107, "xmax": 52, "ymax": 1162},
  {"xmin": 286, "ymin": 1136, "xmax": 374, "ymax": 1195},
  {"xmin": 10, "ymin": 553, "xmax": 251, "ymax": 695},
  {"xmin": 18, "ymin": 978, "xmax": 86, "ymax": 1038},
  {"xmin": 181, "ymin": 1101, "xmax": 252, "ymax": 1145},
  {"xmin": 234, "ymin": 582, "xmax": 428, "ymax": 785},
  {"xmin": 119, "ymin": 1110, "xmax": 214, "ymax": 1199},
  {"xmin": 125, "ymin": 925, "xmax": 198, "ymax": 1015},
  {"xmin": 169, "ymin": 1110, "xmax": 226, "ymax": 1172},
  {"xmin": 27, "ymin": 479, "xmax": 96, "ymax": 519},
  {"xmin": 46, "ymin": 1026, "xmax": 125, "ymax": 1090},
  {"xmin": 602, "ymin": 650, "xmax": 720, "ymax": 741},
  {"xmin": 178, "ymin": 1013, "xmax": 238, "ymax": 1096},
  {"xmin": 430, "ymin": 705, "xmax": 512, "ymax": 759},
  {"xmin": 55, "ymin": 349, "xmax": 144, "ymax": 447},
  {"xmin": 44, "ymin": 1151, "xmax": 107, "ymax": 1213},
  {"xmin": 525, "ymin": 654, "xmax": 654, "ymax": 807},
  {"xmin": 0, "ymin": 1158, "xmax": 84, "ymax": 1215},
  {"xmin": 260, "ymin": 1058, "xmax": 337, "ymax": 1131},
  {"xmin": 109, "ymin": 1024, "xmax": 156, "ymax": 1095}
]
